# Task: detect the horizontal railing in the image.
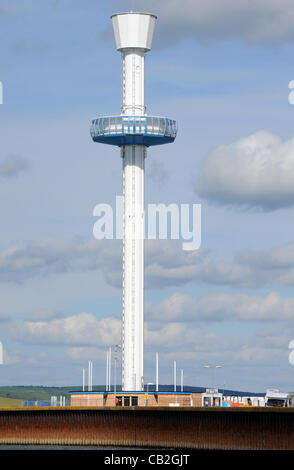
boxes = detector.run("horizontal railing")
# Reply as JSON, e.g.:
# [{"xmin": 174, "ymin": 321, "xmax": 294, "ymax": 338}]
[
  {"xmin": 90, "ymin": 115, "xmax": 177, "ymax": 139},
  {"xmin": 0, "ymin": 407, "xmax": 294, "ymax": 449}
]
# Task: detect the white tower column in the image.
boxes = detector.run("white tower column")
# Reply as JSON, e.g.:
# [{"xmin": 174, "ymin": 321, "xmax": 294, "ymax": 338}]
[
  {"xmin": 121, "ymin": 48, "xmax": 146, "ymax": 392},
  {"xmin": 121, "ymin": 145, "xmax": 145, "ymax": 391},
  {"xmin": 111, "ymin": 12, "xmax": 156, "ymax": 391},
  {"xmin": 92, "ymin": 12, "xmax": 177, "ymax": 394},
  {"xmin": 122, "ymin": 50, "xmax": 145, "ymax": 116}
]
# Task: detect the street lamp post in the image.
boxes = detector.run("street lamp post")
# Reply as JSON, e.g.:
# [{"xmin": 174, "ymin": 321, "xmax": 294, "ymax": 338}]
[
  {"xmin": 146, "ymin": 382, "xmax": 154, "ymax": 406},
  {"xmin": 114, "ymin": 344, "xmax": 121, "ymax": 406},
  {"xmin": 203, "ymin": 365, "xmax": 222, "ymax": 389}
]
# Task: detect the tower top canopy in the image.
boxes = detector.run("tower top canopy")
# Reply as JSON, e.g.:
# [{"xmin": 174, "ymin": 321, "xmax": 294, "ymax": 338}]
[{"xmin": 111, "ymin": 12, "xmax": 157, "ymax": 52}]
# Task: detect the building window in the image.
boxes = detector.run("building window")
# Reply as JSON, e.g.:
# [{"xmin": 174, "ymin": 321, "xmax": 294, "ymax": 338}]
[
  {"xmin": 117, "ymin": 396, "xmax": 123, "ymax": 406},
  {"xmin": 131, "ymin": 396, "xmax": 138, "ymax": 406}
]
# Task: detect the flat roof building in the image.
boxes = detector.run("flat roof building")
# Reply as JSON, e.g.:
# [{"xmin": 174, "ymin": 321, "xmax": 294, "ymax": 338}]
[{"xmin": 70, "ymin": 391, "xmax": 206, "ymax": 408}]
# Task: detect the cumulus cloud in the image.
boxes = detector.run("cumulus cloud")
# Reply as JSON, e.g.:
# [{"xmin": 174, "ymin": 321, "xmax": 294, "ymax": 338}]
[
  {"xmin": 2, "ymin": 236, "xmax": 294, "ymax": 290},
  {"xmin": 0, "ymin": 237, "xmax": 121, "ymax": 283},
  {"xmin": 236, "ymin": 242, "xmax": 294, "ymax": 286},
  {"xmin": 12, "ymin": 312, "xmax": 121, "ymax": 347},
  {"xmin": 9, "ymin": 307, "xmax": 293, "ymax": 388},
  {"xmin": 148, "ymin": 291, "xmax": 294, "ymax": 322},
  {"xmin": 66, "ymin": 346, "xmax": 105, "ymax": 362},
  {"xmin": 10, "ymin": 311, "xmax": 197, "ymax": 352},
  {"xmin": 11, "ymin": 310, "xmax": 224, "ymax": 360},
  {"xmin": 195, "ymin": 130, "xmax": 294, "ymax": 211},
  {"xmin": 145, "ymin": 241, "xmax": 257, "ymax": 289},
  {"xmin": 135, "ymin": 0, "xmax": 294, "ymax": 46}
]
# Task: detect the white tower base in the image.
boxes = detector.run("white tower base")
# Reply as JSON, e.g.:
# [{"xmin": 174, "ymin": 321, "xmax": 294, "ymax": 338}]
[{"xmin": 122, "ymin": 145, "xmax": 146, "ymax": 391}]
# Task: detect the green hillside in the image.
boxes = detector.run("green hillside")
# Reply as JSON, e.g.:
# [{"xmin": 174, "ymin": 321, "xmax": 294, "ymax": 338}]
[
  {"xmin": 0, "ymin": 385, "xmax": 106, "ymax": 404},
  {"xmin": 0, "ymin": 386, "xmax": 79, "ymax": 402},
  {"xmin": 0, "ymin": 396, "xmax": 23, "ymax": 408}
]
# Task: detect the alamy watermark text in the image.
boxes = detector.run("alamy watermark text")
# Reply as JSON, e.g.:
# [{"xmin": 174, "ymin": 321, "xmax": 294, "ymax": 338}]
[{"xmin": 93, "ymin": 196, "xmax": 201, "ymax": 251}]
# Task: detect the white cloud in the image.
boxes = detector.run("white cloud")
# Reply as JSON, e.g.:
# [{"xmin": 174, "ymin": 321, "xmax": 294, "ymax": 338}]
[
  {"xmin": 145, "ymin": 322, "xmax": 191, "ymax": 349},
  {"xmin": 135, "ymin": 0, "xmax": 294, "ymax": 46},
  {"xmin": 3, "ymin": 236, "xmax": 294, "ymax": 294},
  {"xmin": 148, "ymin": 291, "xmax": 294, "ymax": 322},
  {"xmin": 195, "ymin": 130, "xmax": 294, "ymax": 211},
  {"xmin": 144, "ymin": 240, "xmax": 268, "ymax": 289},
  {"xmin": 66, "ymin": 346, "xmax": 107, "ymax": 362},
  {"xmin": 9, "ymin": 308, "xmax": 229, "ymax": 355},
  {"xmin": 7, "ymin": 306, "xmax": 294, "ymax": 391},
  {"xmin": 235, "ymin": 242, "xmax": 294, "ymax": 286},
  {"xmin": 0, "ymin": 237, "xmax": 121, "ymax": 283},
  {"xmin": 12, "ymin": 313, "xmax": 121, "ymax": 347},
  {"xmin": 12, "ymin": 310, "xmax": 205, "ymax": 351}
]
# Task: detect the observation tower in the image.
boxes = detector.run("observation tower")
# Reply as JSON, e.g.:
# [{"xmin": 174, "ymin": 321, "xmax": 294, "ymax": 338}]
[{"xmin": 91, "ymin": 12, "xmax": 177, "ymax": 391}]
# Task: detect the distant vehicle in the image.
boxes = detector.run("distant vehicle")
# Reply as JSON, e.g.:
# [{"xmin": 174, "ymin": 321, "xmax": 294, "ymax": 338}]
[{"xmin": 265, "ymin": 389, "xmax": 294, "ymax": 407}]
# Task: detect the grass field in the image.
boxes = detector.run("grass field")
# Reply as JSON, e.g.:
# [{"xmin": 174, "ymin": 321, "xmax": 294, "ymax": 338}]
[{"xmin": 0, "ymin": 396, "xmax": 23, "ymax": 407}]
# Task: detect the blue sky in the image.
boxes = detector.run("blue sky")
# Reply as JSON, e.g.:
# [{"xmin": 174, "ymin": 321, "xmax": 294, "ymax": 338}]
[{"xmin": 1, "ymin": 0, "xmax": 294, "ymax": 392}]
